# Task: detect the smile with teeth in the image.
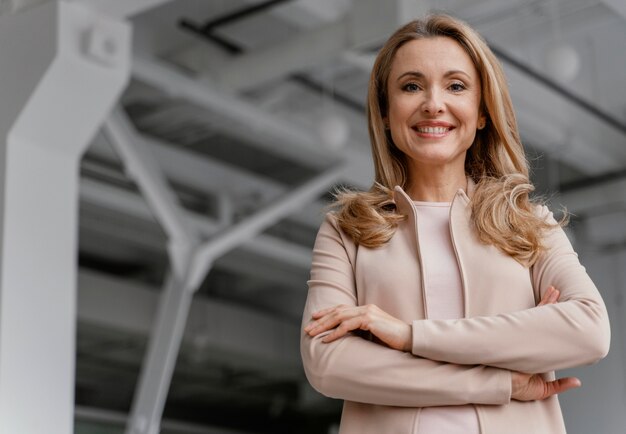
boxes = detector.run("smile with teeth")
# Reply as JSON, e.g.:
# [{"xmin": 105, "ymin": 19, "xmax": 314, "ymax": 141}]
[
  {"xmin": 415, "ymin": 126, "xmax": 451, "ymax": 134},
  {"xmin": 412, "ymin": 125, "xmax": 454, "ymax": 136}
]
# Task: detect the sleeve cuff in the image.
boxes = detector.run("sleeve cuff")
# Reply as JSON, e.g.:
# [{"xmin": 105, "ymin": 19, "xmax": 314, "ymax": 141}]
[{"xmin": 411, "ymin": 319, "xmax": 428, "ymax": 355}]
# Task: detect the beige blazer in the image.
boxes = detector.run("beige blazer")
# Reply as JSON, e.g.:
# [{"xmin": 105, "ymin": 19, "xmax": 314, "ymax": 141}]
[{"xmin": 301, "ymin": 180, "xmax": 610, "ymax": 434}]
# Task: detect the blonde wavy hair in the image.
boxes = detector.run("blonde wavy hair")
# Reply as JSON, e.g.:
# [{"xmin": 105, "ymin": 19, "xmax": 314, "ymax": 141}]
[{"xmin": 334, "ymin": 14, "xmax": 562, "ymax": 266}]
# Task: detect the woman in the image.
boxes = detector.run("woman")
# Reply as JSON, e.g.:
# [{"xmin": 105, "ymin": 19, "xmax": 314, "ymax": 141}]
[{"xmin": 300, "ymin": 14, "xmax": 610, "ymax": 434}]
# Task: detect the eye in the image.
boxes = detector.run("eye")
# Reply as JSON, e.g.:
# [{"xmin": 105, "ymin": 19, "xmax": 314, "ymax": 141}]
[
  {"xmin": 449, "ymin": 82, "xmax": 467, "ymax": 92},
  {"xmin": 402, "ymin": 82, "xmax": 421, "ymax": 92}
]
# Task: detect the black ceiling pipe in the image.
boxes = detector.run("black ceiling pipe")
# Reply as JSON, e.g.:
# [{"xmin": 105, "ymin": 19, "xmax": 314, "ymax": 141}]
[
  {"xmin": 179, "ymin": 2, "xmax": 366, "ymax": 113},
  {"xmin": 202, "ymin": 0, "xmax": 294, "ymax": 31}
]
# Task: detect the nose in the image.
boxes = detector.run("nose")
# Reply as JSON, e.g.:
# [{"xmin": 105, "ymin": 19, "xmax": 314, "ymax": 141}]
[{"xmin": 421, "ymin": 89, "xmax": 444, "ymax": 115}]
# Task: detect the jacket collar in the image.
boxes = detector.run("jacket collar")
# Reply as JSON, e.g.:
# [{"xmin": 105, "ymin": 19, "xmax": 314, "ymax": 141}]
[{"xmin": 392, "ymin": 177, "xmax": 474, "ymax": 215}]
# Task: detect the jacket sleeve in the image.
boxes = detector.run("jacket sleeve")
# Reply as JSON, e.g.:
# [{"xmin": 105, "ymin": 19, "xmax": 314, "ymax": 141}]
[
  {"xmin": 411, "ymin": 206, "xmax": 611, "ymax": 374},
  {"xmin": 301, "ymin": 213, "xmax": 512, "ymax": 407}
]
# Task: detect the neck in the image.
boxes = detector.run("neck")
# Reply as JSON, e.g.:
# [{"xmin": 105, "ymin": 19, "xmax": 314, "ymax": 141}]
[{"xmin": 406, "ymin": 165, "xmax": 467, "ymax": 202}]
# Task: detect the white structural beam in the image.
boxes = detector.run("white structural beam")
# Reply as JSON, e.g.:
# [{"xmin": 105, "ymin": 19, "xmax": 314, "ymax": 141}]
[
  {"xmin": 126, "ymin": 272, "xmax": 196, "ymax": 434},
  {"xmin": 104, "ymin": 107, "xmax": 198, "ymax": 246},
  {"xmin": 130, "ymin": 56, "xmax": 374, "ymax": 187},
  {"xmin": 209, "ymin": 0, "xmax": 430, "ymax": 92},
  {"xmin": 79, "ymin": 178, "xmax": 314, "ymax": 270},
  {"xmin": 72, "ymin": 0, "xmax": 174, "ymax": 18},
  {"xmin": 87, "ymin": 131, "xmax": 330, "ymax": 228},
  {"xmin": 0, "ymin": 2, "xmax": 130, "ymax": 434},
  {"xmin": 187, "ymin": 164, "xmax": 344, "ymax": 287},
  {"xmin": 132, "ymin": 56, "xmax": 337, "ymax": 169}
]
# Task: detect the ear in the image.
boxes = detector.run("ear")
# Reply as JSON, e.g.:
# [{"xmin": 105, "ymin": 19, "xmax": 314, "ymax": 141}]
[
  {"xmin": 477, "ymin": 113, "xmax": 487, "ymax": 130},
  {"xmin": 383, "ymin": 116, "xmax": 390, "ymax": 130}
]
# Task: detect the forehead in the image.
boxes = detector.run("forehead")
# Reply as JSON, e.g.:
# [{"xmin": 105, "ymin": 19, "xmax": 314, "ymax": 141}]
[{"xmin": 389, "ymin": 36, "xmax": 478, "ymax": 80}]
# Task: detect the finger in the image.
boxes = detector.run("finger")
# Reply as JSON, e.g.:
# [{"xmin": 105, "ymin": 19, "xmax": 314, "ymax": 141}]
[
  {"xmin": 311, "ymin": 305, "xmax": 344, "ymax": 319},
  {"xmin": 305, "ymin": 316, "xmax": 340, "ymax": 335},
  {"xmin": 549, "ymin": 289, "xmax": 560, "ymax": 304},
  {"xmin": 538, "ymin": 286, "xmax": 555, "ymax": 306},
  {"xmin": 322, "ymin": 317, "xmax": 364, "ymax": 343},
  {"xmin": 306, "ymin": 308, "xmax": 359, "ymax": 335},
  {"xmin": 543, "ymin": 377, "xmax": 581, "ymax": 399}
]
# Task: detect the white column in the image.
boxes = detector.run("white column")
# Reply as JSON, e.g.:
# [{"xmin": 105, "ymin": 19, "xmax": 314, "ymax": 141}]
[{"xmin": 0, "ymin": 2, "xmax": 130, "ymax": 434}]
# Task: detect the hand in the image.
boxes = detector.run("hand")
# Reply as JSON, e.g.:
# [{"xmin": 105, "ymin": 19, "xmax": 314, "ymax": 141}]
[
  {"xmin": 511, "ymin": 285, "xmax": 579, "ymax": 401},
  {"xmin": 537, "ymin": 285, "xmax": 560, "ymax": 306},
  {"xmin": 511, "ymin": 371, "xmax": 581, "ymax": 401},
  {"xmin": 304, "ymin": 304, "xmax": 412, "ymax": 351}
]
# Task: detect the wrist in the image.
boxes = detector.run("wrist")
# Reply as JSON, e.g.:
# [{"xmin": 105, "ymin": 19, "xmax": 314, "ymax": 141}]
[
  {"xmin": 403, "ymin": 323, "xmax": 412, "ymax": 352},
  {"xmin": 510, "ymin": 371, "xmax": 526, "ymax": 399}
]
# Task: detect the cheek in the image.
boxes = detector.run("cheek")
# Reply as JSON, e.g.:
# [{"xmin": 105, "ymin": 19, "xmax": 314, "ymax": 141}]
[
  {"xmin": 387, "ymin": 96, "xmax": 415, "ymax": 122},
  {"xmin": 456, "ymin": 101, "xmax": 482, "ymax": 125}
]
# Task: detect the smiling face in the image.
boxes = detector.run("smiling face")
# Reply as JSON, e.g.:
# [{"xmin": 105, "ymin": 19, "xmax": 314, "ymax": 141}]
[{"xmin": 385, "ymin": 36, "xmax": 485, "ymax": 178}]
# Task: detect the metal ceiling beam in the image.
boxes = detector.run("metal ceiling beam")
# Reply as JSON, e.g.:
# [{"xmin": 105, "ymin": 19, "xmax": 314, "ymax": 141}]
[
  {"xmin": 130, "ymin": 55, "xmax": 374, "ymax": 187},
  {"xmin": 104, "ymin": 107, "xmax": 199, "ymax": 248},
  {"xmin": 87, "ymin": 130, "xmax": 330, "ymax": 228},
  {"xmin": 132, "ymin": 56, "xmax": 338, "ymax": 169},
  {"xmin": 187, "ymin": 164, "xmax": 344, "ymax": 288},
  {"xmin": 182, "ymin": 0, "xmax": 293, "ymax": 33},
  {"xmin": 72, "ymin": 0, "xmax": 174, "ymax": 18},
  {"xmin": 203, "ymin": 0, "xmax": 430, "ymax": 92}
]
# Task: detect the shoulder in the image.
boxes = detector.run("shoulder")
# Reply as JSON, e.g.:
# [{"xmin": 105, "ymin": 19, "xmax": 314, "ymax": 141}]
[
  {"xmin": 317, "ymin": 212, "xmax": 356, "ymax": 247},
  {"xmin": 531, "ymin": 203, "xmax": 559, "ymax": 225},
  {"xmin": 313, "ymin": 212, "xmax": 359, "ymax": 263},
  {"xmin": 530, "ymin": 203, "xmax": 574, "ymax": 258}
]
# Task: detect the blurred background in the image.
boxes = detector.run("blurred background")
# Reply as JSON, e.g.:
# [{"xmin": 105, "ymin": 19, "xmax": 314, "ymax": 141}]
[{"xmin": 0, "ymin": 0, "xmax": 625, "ymax": 433}]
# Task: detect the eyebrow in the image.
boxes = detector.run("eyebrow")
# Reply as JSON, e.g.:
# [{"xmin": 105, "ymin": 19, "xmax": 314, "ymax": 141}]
[{"xmin": 397, "ymin": 70, "xmax": 472, "ymax": 81}]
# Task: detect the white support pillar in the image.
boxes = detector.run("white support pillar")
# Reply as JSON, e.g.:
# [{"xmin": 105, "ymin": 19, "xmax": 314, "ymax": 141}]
[
  {"xmin": 104, "ymin": 108, "xmax": 201, "ymax": 434},
  {"xmin": 125, "ymin": 271, "xmax": 197, "ymax": 434},
  {"xmin": 0, "ymin": 2, "xmax": 130, "ymax": 434}
]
